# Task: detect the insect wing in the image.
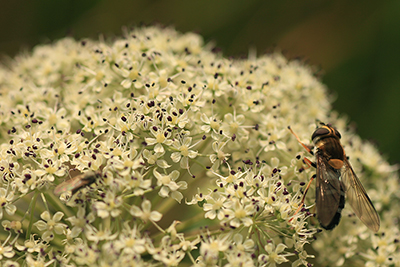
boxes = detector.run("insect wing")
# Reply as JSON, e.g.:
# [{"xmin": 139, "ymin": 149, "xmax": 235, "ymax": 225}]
[
  {"xmin": 341, "ymin": 159, "xmax": 380, "ymax": 232},
  {"xmin": 315, "ymin": 154, "xmax": 345, "ymax": 229},
  {"xmin": 71, "ymin": 174, "xmax": 96, "ymax": 195},
  {"xmin": 54, "ymin": 173, "xmax": 97, "ymax": 196},
  {"xmin": 54, "ymin": 174, "xmax": 85, "ymax": 195}
]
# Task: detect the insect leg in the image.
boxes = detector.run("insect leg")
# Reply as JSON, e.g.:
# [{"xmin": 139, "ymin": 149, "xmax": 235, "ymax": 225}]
[
  {"xmin": 288, "ymin": 126, "xmax": 314, "ymax": 155},
  {"xmin": 303, "ymin": 157, "xmax": 317, "ymax": 169},
  {"xmin": 289, "ymin": 174, "xmax": 316, "ymax": 222},
  {"xmin": 288, "ymin": 126, "xmax": 318, "ymax": 224}
]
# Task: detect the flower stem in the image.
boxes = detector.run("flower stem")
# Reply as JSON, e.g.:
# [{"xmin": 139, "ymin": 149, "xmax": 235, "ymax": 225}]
[{"xmin": 26, "ymin": 190, "xmax": 39, "ymax": 239}]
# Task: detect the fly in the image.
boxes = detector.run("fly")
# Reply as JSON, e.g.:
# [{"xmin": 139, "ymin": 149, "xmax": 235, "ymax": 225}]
[
  {"xmin": 288, "ymin": 123, "xmax": 380, "ymax": 232},
  {"xmin": 54, "ymin": 171, "xmax": 100, "ymax": 196}
]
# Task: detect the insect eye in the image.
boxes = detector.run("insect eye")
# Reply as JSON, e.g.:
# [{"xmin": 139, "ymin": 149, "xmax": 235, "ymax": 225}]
[
  {"xmin": 311, "ymin": 127, "xmax": 330, "ymax": 140},
  {"xmin": 334, "ymin": 129, "xmax": 341, "ymax": 139}
]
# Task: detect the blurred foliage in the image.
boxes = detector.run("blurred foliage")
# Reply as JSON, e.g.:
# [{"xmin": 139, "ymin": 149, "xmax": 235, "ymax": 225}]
[{"xmin": 0, "ymin": 0, "xmax": 399, "ymax": 164}]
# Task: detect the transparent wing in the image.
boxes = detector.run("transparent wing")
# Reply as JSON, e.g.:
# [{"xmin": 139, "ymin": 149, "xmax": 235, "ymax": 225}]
[
  {"xmin": 315, "ymin": 155, "xmax": 345, "ymax": 229},
  {"xmin": 54, "ymin": 175, "xmax": 85, "ymax": 196},
  {"xmin": 341, "ymin": 159, "xmax": 380, "ymax": 232},
  {"xmin": 54, "ymin": 173, "xmax": 97, "ymax": 196}
]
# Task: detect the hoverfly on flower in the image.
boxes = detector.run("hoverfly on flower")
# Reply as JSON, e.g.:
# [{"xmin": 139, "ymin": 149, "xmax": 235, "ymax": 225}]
[
  {"xmin": 289, "ymin": 122, "xmax": 380, "ymax": 232},
  {"xmin": 54, "ymin": 171, "xmax": 100, "ymax": 196}
]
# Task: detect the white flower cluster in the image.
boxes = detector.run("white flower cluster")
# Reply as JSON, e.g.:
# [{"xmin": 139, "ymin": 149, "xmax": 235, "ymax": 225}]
[{"xmin": 0, "ymin": 26, "xmax": 398, "ymax": 266}]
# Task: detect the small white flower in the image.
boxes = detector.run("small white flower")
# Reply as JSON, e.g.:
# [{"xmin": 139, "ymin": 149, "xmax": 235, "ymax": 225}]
[
  {"xmin": 203, "ymin": 192, "xmax": 227, "ymax": 220},
  {"xmin": 0, "ymin": 244, "xmax": 15, "ymax": 260},
  {"xmin": 199, "ymin": 234, "xmax": 230, "ymax": 265},
  {"xmin": 85, "ymin": 225, "xmax": 118, "ymax": 243},
  {"xmin": 258, "ymin": 243, "xmax": 291, "ymax": 267},
  {"xmin": 0, "ymin": 188, "xmax": 16, "ymax": 220},
  {"xmin": 232, "ymin": 233, "xmax": 255, "ymax": 252},
  {"xmin": 34, "ymin": 211, "xmax": 66, "ymax": 242},
  {"xmin": 1, "ymin": 220, "xmax": 22, "ymax": 234},
  {"xmin": 220, "ymin": 112, "xmax": 248, "ymax": 140},
  {"xmin": 223, "ymin": 198, "xmax": 254, "ymax": 227},
  {"xmin": 66, "ymin": 205, "xmax": 95, "ymax": 237},
  {"xmin": 130, "ymin": 199, "xmax": 162, "ymax": 222},
  {"xmin": 25, "ymin": 254, "xmax": 48, "ymax": 267},
  {"xmin": 153, "ymin": 168, "xmax": 187, "ymax": 202},
  {"xmin": 209, "ymin": 140, "xmax": 231, "ymax": 168},
  {"xmin": 114, "ymin": 224, "xmax": 147, "ymax": 255},
  {"xmin": 15, "ymin": 235, "xmax": 45, "ymax": 254},
  {"xmin": 145, "ymin": 126, "xmax": 173, "ymax": 154},
  {"xmin": 93, "ymin": 191, "xmax": 123, "ymax": 218},
  {"xmin": 171, "ymin": 136, "xmax": 199, "ymax": 169}
]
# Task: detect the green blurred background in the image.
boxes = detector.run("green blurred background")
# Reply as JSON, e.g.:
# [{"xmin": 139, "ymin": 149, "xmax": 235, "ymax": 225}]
[{"xmin": 1, "ymin": 0, "xmax": 399, "ymax": 164}]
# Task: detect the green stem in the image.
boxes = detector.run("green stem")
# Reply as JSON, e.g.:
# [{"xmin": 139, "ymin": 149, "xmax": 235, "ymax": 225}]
[
  {"xmin": 26, "ymin": 191, "xmax": 39, "ymax": 239},
  {"xmin": 151, "ymin": 220, "xmax": 166, "ymax": 233},
  {"xmin": 186, "ymin": 251, "xmax": 196, "ymax": 265},
  {"xmin": 155, "ymin": 195, "xmax": 176, "ymax": 216},
  {"xmin": 176, "ymin": 212, "xmax": 206, "ymax": 234},
  {"xmin": 40, "ymin": 192, "xmax": 50, "ymax": 212}
]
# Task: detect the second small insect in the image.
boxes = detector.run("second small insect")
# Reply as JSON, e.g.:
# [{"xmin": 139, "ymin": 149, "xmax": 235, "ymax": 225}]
[{"xmin": 54, "ymin": 171, "xmax": 100, "ymax": 196}]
